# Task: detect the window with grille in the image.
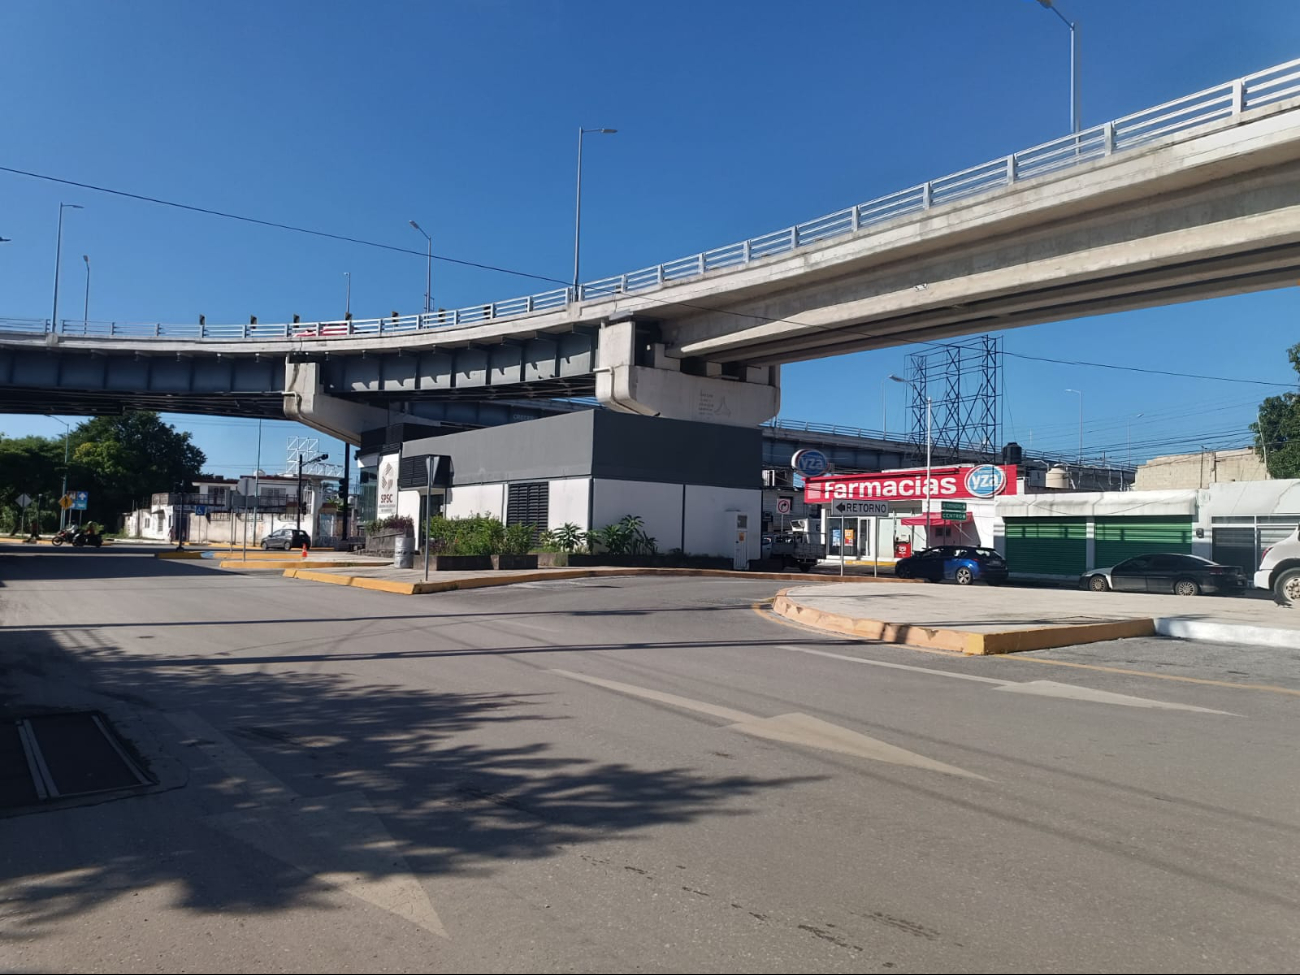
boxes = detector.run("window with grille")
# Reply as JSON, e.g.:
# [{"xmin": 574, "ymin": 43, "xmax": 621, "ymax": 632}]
[{"xmin": 506, "ymin": 482, "xmax": 549, "ymax": 532}]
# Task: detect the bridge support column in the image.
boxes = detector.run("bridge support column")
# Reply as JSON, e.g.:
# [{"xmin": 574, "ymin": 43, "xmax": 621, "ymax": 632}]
[
  {"xmin": 282, "ymin": 359, "xmax": 391, "ymax": 445},
  {"xmin": 595, "ymin": 321, "xmax": 780, "ymax": 427}
]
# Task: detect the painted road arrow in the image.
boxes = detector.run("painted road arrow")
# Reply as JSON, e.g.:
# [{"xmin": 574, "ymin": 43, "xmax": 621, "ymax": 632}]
[{"xmin": 550, "ymin": 669, "xmax": 983, "ymax": 779}]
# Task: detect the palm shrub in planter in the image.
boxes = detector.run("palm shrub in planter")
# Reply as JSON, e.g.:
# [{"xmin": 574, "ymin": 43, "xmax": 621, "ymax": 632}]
[
  {"xmin": 573, "ymin": 515, "xmax": 658, "ymax": 565},
  {"xmin": 549, "ymin": 523, "xmax": 586, "ymax": 553}
]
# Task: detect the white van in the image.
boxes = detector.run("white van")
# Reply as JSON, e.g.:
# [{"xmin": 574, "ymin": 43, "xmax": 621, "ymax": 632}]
[{"xmin": 1256, "ymin": 526, "xmax": 1300, "ymax": 606}]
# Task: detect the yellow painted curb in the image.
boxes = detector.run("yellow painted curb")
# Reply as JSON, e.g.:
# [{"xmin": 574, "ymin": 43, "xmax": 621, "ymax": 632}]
[
  {"xmin": 155, "ymin": 550, "xmax": 205, "ymax": 559},
  {"xmin": 201, "ymin": 550, "xmax": 322, "ymax": 560},
  {"xmin": 972, "ymin": 619, "xmax": 1156, "ymax": 654},
  {"xmin": 220, "ymin": 559, "xmax": 383, "ymax": 570},
  {"xmin": 278, "ymin": 565, "xmax": 913, "ymax": 596},
  {"xmin": 770, "ymin": 590, "xmax": 1156, "ymax": 655},
  {"xmin": 283, "ymin": 568, "xmax": 421, "ymax": 594}
]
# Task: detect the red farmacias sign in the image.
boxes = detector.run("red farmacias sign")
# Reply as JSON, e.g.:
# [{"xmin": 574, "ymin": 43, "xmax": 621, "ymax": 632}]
[{"xmin": 803, "ymin": 465, "xmax": 1018, "ymax": 504}]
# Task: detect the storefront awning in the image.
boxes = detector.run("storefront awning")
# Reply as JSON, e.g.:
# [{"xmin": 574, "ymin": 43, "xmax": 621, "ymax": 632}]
[{"xmin": 899, "ymin": 512, "xmax": 971, "ymax": 526}]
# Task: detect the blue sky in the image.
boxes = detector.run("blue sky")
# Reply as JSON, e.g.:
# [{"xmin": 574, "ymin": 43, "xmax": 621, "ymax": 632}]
[{"xmin": 3, "ymin": 0, "xmax": 1299, "ymax": 478}]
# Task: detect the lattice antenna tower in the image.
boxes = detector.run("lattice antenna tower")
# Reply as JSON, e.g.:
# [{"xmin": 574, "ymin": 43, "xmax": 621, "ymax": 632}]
[
  {"xmin": 905, "ymin": 335, "xmax": 1002, "ymax": 460},
  {"xmin": 285, "ymin": 436, "xmax": 343, "ymax": 478}
]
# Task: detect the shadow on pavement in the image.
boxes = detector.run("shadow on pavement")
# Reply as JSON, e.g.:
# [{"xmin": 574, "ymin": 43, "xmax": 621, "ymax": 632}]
[
  {"xmin": 0, "ymin": 547, "xmax": 216, "ymax": 585},
  {"xmin": 0, "ymin": 622, "xmax": 818, "ymax": 943}
]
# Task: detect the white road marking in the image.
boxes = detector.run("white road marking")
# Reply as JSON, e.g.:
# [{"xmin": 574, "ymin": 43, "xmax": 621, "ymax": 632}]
[
  {"xmin": 729, "ymin": 712, "xmax": 986, "ymax": 779},
  {"xmin": 549, "ymin": 670, "xmax": 981, "ymax": 778},
  {"xmin": 777, "ymin": 645, "xmax": 1237, "ymax": 713},
  {"xmin": 994, "ymin": 680, "xmax": 1237, "ymax": 714},
  {"xmin": 550, "ymin": 669, "xmax": 754, "ymax": 723},
  {"xmin": 779, "ymin": 644, "xmax": 1011, "ymax": 685},
  {"xmin": 169, "ymin": 711, "xmax": 448, "ymax": 938}
]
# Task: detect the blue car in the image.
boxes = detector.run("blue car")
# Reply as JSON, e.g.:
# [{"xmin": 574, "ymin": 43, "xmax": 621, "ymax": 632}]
[{"xmin": 895, "ymin": 546, "xmax": 1009, "ymax": 586}]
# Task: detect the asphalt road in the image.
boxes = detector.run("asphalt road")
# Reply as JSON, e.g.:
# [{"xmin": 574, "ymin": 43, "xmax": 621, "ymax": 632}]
[{"xmin": 2, "ymin": 544, "xmax": 1299, "ymax": 974}]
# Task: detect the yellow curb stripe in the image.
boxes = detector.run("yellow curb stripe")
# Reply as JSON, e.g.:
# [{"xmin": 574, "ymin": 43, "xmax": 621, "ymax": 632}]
[
  {"xmin": 278, "ymin": 565, "xmax": 903, "ymax": 595},
  {"xmin": 970, "ymin": 619, "xmax": 1157, "ymax": 654},
  {"xmin": 218, "ymin": 559, "xmax": 382, "ymax": 570},
  {"xmin": 769, "ymin": 590, "xmax": 1156, "ymax": 655},
  {"xmin": 155, "ymin": 551, "xmax": 206, "ymax": 559}
]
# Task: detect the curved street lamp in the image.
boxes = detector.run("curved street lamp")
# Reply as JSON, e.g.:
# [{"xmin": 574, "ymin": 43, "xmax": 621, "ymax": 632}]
[
  {"xmin": 573, "ymin": 127, "xmax": 617, "ymax": 295},
  {"xmin": 409, "ymin": 220, "xmax": 432, "ymax": 315}
]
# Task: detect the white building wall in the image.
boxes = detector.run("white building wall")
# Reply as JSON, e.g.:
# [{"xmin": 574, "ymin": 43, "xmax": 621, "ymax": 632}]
[
  {"xmin": 396, "ymin": 487, "xmax": 424, "ymax": 527},
  {"xmin": 1200, "ymin": 479, "xmax": 1300, "ymax": 521},
  {"xmin": 547, "ymin": 477, "xmax": 591, "ymax": 530},
  {"xmin": 444, "ymin": 482, "xmax": 506, "ymax": 521},
  {"xmin": 591, "ymin": 479, "xmax": 684, "ymax": 552},
  {"xmin": 683, "ymin": 485, "xmax": 762, "ymax": 561}
]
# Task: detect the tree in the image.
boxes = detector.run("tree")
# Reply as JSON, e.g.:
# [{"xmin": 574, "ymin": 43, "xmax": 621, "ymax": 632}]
[
  {"xmin": 0, "ymin": 434, "xmax": 64, "ymax": 533},
  {"xmin": 1254, "ymin": 342, "xmax": 1300, "ymax": 479},
  {"xmin": 67, "ymin": 412, "xmax": 206, "ymax": 522}
]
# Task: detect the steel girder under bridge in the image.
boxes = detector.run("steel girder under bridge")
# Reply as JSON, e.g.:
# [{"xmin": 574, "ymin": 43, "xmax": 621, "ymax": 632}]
[{"xmin": 0, "ymin": 328, "xmax": 600, "ymax": 421}]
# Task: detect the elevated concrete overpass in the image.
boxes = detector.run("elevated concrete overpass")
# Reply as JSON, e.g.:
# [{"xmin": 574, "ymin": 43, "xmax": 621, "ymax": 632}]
[{"xmin": 2, "ymin": 58, "xmax": 1298, "ymax": 442}]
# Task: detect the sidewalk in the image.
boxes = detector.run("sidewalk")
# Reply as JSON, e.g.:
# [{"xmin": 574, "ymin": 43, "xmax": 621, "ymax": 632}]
[{"xmin": 773, "ymin": 582, "xmax": 1299, "ymax": 653}]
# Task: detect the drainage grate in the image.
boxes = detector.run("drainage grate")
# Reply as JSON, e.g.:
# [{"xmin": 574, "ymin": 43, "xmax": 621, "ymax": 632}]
[{"xmin": 1, "ymin": 711, "xmax": 153, "ymax": 810}]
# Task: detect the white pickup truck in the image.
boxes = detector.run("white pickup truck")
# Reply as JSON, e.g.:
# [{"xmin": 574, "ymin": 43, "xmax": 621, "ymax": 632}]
[
  {"xmin": 765, "ymin": 532, "xmax": 822, "ymax": 572},
  {"xmin": 1256, "ymin": 526, "xmax": 1300, "ymax": 606}
]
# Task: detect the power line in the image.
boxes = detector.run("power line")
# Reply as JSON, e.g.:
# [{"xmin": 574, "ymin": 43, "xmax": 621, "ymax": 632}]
[
  {"xmin": 1000, "ymin": 349, "xmax": 1294, "ymax": 388},
  {"xmin": 0, "ymin": 165, "xmax": 565, "ymax": 287}
]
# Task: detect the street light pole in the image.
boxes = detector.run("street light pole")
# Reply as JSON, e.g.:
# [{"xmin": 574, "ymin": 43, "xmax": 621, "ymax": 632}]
[
  {"xmin": 408, "ymin": 221, "xmax": 431, "ymax": 315},
  {"xmin": 46, "ymin": 415, "xmax": 70, "ymax": 530},
  {"xmin": 881, "ymin": 378, "xmax": 888, "ymax": 440},
  {"xmin": 1066, "ymin": 388, "xmax": 1083, "ymax": 464},
  {"xmin": 573, "ymin": 126, "xmax": 617, "ymax": 296},
  {"xmin": 50, "ymin": 203, "xmax": 83, "ymax": 332},
  {"xmin": 344, "ymin": 271, "xmax": 351, "ymax": 319},
  {"xmin": 1036, "ymin": 0, "xmax": 1080, "ymax": 134},
  {"xmin": 1126, "ymin": 412, "xmax": 1144, "ymax": 474},
  {"xmin": 82, "ymin": 254, "xmax": 90, "ymax": 328},
  {"xmin": 297, "ymin": 452, "xmax": 329, "ymax": 534}
]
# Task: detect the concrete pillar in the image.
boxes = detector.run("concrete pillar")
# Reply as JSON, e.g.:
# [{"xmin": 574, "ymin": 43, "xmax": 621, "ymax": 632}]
[
  {"xmin": 595, "ymin": 321, "xmax": 780, "ymax": 427},
  {"xmin": 282, "ymin": 359, "xmax": 391, "ymax": 445}
]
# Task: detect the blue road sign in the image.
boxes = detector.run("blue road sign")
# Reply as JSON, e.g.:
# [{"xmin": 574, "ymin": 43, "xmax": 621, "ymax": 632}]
[{"xmin": 72, "ymin": 491, "xmax": 88, "ymax": 511}]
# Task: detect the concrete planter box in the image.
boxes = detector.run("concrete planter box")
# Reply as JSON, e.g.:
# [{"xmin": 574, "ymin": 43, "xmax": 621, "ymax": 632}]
[
  {"xmin": 565, "ymin": 554, "xmax": 735, "ymax": 570},
  {"xmin": 364, "ymin": 530, "xmax": 409, "ymax": 557},
  {"xmin": 537, "ymin": 552, "xmax": 569, "ymax": 567},
  {"xmin": 492, "ymin": 554, "xmax": 539, "ymax": 570},
  {"xmin": 429, "ymin": 554, "xmax": 494, "ymax": 572}
]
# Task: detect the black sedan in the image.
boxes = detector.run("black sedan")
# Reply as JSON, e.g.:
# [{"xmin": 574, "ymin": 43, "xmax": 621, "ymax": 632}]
[
  {"xmin": 261, "ymin": 528, "xmax": 312, "ymax": 551},
  {"xmin": 1080, "ymin": 553, "xmax": 1245, "ymax": 596}
]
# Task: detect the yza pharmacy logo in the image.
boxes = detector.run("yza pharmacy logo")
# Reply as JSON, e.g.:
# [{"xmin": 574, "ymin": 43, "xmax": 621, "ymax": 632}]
[{"xmin": 963, "ymin": 464, "xmax": 1008, "ymax": 498}]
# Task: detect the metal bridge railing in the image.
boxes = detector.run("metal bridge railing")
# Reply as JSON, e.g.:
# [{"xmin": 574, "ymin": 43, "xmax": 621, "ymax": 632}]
[{"xmin": 4, "ymin": 57, "xmax": 1299, "ymax": 344}]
